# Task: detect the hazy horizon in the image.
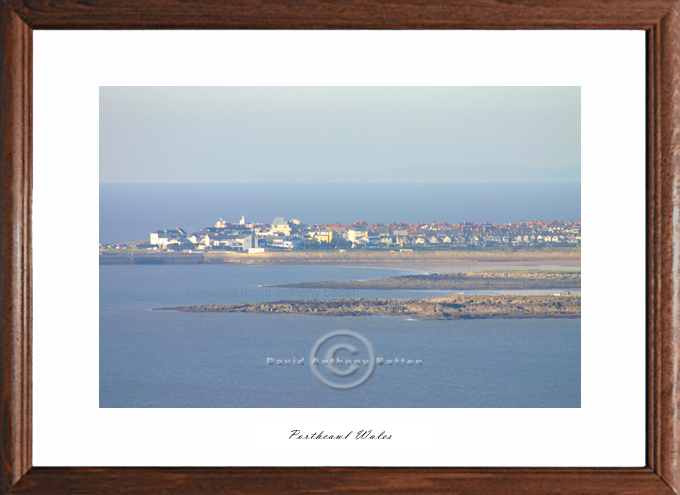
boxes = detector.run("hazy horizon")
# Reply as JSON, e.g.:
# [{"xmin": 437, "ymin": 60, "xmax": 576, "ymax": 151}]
[{"xmin": 100, "ymin": 86, "xmax": 580, "ymax": 184}]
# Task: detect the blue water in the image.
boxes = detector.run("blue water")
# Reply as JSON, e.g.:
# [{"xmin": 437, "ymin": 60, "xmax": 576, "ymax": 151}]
[
  {"xmin": 99, "ymin": 182, "xmax": 581, "ymax": 244},
  {"xmin": 100, "ymin": 264, "xmax": 580, "ymax": 408}
]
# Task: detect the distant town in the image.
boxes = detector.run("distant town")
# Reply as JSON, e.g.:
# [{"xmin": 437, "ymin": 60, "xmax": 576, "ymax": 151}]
[{"xmin": 101, "ymin": 216, "xmax": 581, "ymax": 253}]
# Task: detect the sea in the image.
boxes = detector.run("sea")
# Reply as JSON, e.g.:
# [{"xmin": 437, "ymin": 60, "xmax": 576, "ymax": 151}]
[{"xmin": 99, "ymin": 182, "xmax": 581, "ymax": 408}]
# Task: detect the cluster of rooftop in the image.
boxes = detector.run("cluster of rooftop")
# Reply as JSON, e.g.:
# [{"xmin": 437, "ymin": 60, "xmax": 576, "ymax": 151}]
[{"xmin": 106, "ymin": 217, "xmax": 581, "ymax": 252}]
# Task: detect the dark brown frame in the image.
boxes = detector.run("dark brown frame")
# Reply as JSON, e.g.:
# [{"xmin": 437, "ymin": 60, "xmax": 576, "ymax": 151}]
[{"xmin": 0, "ymin": 1, "xmax": 676, "ymax": 494}]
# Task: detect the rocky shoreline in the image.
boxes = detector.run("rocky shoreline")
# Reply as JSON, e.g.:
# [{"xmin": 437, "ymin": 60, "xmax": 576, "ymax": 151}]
[
  {"xmin": 274, "ymin": 271, "xmax": 581, "ymax": 291},
  {"xmin": 156, "ymin": 294, "xmax": 581, "ymax": 320}
]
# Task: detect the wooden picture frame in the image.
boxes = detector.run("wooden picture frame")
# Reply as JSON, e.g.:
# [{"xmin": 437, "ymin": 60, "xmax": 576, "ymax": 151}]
[{"xmin": 0, "ymin": 1, "xmax": 676, "ymax": 493}]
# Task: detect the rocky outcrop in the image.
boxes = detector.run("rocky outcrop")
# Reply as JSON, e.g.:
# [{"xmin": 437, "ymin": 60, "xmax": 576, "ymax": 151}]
[{"xmin": 157, "ymin": 294, "xmax": 581, "ymax": 320}]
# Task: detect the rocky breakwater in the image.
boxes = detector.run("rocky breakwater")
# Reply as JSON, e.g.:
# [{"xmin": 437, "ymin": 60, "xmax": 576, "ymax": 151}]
[
  {"xmin": 156, "ymin": 294, "xmax": 581, "ymax": 320},
  {"xmin": 274, "ymin": 270, "xmax": 581, "ymax": 291}
]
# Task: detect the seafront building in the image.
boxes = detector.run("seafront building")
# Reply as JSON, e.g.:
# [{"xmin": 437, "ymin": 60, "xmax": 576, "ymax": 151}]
[{"xmin": 119, "ymin": 216, "xmax": 580, "ymax": 252}]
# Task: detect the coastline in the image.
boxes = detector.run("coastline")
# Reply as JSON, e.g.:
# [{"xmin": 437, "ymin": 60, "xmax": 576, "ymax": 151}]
[
  {"xmin": 99, "ymin": 248, "xmax": 580, "ymax": 269},
  {"xmin": 156, "ymin": 294, "xmax": 581, "ymax": 320}
]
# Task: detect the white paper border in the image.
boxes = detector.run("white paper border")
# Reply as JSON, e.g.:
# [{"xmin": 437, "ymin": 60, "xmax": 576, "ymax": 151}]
[{"xmin": 32, "ymin": 30, "xmax": 645, "ymax": 467}]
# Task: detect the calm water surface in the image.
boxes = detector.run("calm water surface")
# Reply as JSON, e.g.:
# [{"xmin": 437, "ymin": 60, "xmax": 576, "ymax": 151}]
[{"xmin": 100, "ymin": 265, "xmax": 580, "ymax": 408}]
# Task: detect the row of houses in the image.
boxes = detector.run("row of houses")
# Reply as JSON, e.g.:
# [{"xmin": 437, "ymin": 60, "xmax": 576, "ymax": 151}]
[
  {"xmin": 395, "ymin": 233, "xmax": 577, "ymax": 246},
  {"xmin": 145, "ymin": 217, "xmax": 581, "ymax": 251},
  {"xmin": 318, "ymin": 224, "xmax": 579, "ymax": 248}
]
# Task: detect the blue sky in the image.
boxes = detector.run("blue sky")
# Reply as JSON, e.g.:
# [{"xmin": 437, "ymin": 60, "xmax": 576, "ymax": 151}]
[{"xmin": 100, "ymin": 86, "xmax": 580, "ymax": 183}]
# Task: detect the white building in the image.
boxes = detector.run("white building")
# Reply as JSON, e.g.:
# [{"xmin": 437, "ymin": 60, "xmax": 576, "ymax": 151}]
[
  {"xmin": 150, "ymin": 228, "xmax": 188, "ymax": 248},
  {"xmin": 347, "ymin": 228, "xmax": 368, "ymax": 243},
  {"xmin": 206, "ymin": 233, "xmax": 257, "ymax": 251}
]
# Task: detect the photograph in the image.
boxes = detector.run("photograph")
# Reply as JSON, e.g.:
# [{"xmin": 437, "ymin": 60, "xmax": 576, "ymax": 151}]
[
  {"xmin": 99, "ymin": 86, "xmax": 581, "ymax": 408},
  {"xmin": 4, "ymin": 1, "xmax": 674, "ymax": 491}
]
